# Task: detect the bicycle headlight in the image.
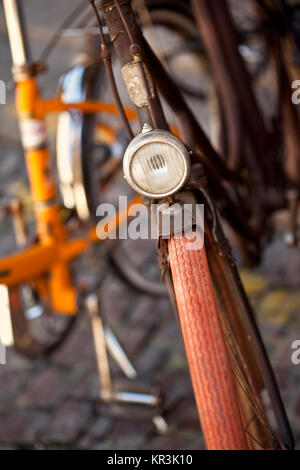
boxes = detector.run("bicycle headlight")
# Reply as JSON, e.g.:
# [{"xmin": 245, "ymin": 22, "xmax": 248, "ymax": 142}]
[{"xmin": 123, "ymin": 127, "xmax": 190, "ymax": 199}]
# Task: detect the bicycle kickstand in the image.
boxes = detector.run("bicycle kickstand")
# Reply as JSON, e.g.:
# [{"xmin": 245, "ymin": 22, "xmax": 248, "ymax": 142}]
[{"xmin": 84, "ymin": 293, "xmax": 170, "ymax": 435}]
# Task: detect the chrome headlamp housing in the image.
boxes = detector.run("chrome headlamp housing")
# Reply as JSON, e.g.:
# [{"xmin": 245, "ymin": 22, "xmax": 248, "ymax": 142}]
[{"xmin": 123, "ymin": 128, "xmax": 190, "ymax": 199}]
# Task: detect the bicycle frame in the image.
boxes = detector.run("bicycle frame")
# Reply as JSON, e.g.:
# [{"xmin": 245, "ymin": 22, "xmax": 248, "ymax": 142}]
[
  {"xmin": 97, "ymin": 0, "xmax": 294, "ymax": 448},
  {"xmin": 1, "ymin": 0, "xmax": 295, "ymax": 310},
  {"xmin": 0, "ymin": 0, "xmax": 295, "ymax": 448},
  {"xmin": 1, "ymin": 0, "xmax": 140, "ymax": 314}
]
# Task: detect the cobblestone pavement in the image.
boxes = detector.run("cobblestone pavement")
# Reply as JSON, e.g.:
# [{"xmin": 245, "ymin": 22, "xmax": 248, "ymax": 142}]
[
  {"xmin": 0, "ymin": 0, "xmax": 299, "ymax": 451},
  {"xmin": 0, "ymin": 230, "xmax": 299, "ymax": 450}
]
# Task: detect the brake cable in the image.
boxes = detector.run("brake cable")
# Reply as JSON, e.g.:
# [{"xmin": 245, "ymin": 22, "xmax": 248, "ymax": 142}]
[{"xmin": 38, "ymin": 0, "xmax": 90, "ymax": 63}]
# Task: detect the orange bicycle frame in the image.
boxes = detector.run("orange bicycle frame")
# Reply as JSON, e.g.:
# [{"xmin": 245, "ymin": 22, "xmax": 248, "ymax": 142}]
[{"xmin": 1, "ymin": 0, "xmax": 140, "ymax": 314}]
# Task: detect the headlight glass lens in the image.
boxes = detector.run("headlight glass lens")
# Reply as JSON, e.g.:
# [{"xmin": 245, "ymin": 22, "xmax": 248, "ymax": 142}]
[
  {"xmin": 130, "ymin": 142, "xmax": 186, "ymax": 196},
  {"xmin": 123, "ymin": 130, "xmax": 190, "ymax": 198}
]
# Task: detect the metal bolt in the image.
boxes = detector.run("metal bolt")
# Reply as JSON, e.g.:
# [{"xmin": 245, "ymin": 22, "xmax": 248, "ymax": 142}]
[
  {"xmin": 84, "ymin": 293, "xmax": 99, "ymax": 315},
  {"xmin": 130, "ymin": 43, "xmax": 141, "ymax": 56},
  {"xmin": 142, "ymin": 123, "xmax": 152, "ymax": 133}
]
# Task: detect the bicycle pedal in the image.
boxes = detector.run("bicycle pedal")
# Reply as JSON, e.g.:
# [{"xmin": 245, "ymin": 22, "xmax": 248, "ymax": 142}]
[
  {"xmin": 152, "ymin": 414, "xmax": 173, "ymax": 436},
  {"xmin": 113, "ymin": 378, "xmax": 160, "ymax": 394},
  {"xmin": 99, "ymin": 398, "xmax": 158, "ymax": 421},
  {"xmin": 99, "ymin": 399, "xmax": 172, "ymax": 435},
  {"xmin": 99, "ymin": 378, "xmax": 171, "ymax": 434},
  {"xmin": 101, "ymin": 378, "xmax": 161, "ymax": 407}
]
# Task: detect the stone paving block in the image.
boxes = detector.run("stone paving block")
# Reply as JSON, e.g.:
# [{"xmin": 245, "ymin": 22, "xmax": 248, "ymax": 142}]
[
  {"xmin": 0, "ymin": 411, "xmax": 48, "ymax": 445},
  {"xmin": 239, "ymin": 269, "xmax": 268, "ymax": 296},
  {"xmin": 159, "ymin": 316, "xmax": 181, "ymax": 341},
  {"xmin": 294, "ymin": 396, "xmax": 300, "ymax": 421},
  {"xmin": 175, "ymin": 431, "xmax": 205, "ymax": 450},
  {"xmin": 100, "ymin": 276, "xmax": 133, "ymax": 325},
  {"xmin": 158, "ymin": 370, "xmax": 193, "ymax": 411},
  {"xmin": 41, "ymin": 401, "xmax": 91, "ymax": 444},
  {"xmin": 129, "ymin": 297, "xmax": 161, "ymax": 327},
  {"xmin": 79, "ymin": 417, "xmax": 113, "ymax": 449},
  {"xmin": 259, "ymin": 290, "xmax": 300, "ymax": 326},
  {"xmin": 115, "ymin": 325, "xmax": 151, "ymax": 357},
  {"xmin": 108, "ymin": 419, "xmax": 153, "ymax": 449},
  {"xmin": 4, "ymin": 347, "xmax": 32, "ymax": 372},
  {"xmin": 166, "ymin": 350, "xmax": 187, "ymax": 371},
  {"xmin": 257, "ymin": 235, "xmax": 300, "ymax": 288},
  {"xmin": 0, "ymin": 369, "xmax": 30, "ymax": 412},
  {"xmin": 143, "ymin": 435, "xmax": 193, "ymax": 450},
  {"xmin": 274, "ymin": 364, "xmax": 299, "ymax": 391},
  {"xmin": 136, "ymin": 344, "xmax": 169, "ymax": 376},
  {"xmin": 272, "ymin": 333, "xmax": 300, "ymax": 369},
  {"xmin": 121, "ymin": 238, "xmax": 159, "ymax": 268},
  {"xmin": 166, "ymin": 396, "xmax": 199, "ymax": 432},
  {"xmin": 69, "ymin": 370, "xmax": 100, "ymax": 401},
  {"xmin": 52, "ymin": 323, "xmax": 96, "ymax": 367},
  {"xmin": 18, "ymin": 367, "xmax": 69, "ymax": 409}
]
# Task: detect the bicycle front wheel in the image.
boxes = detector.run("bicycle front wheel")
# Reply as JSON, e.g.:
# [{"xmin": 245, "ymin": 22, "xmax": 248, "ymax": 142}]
[
  {"xmin": 168, "ymin": 232, "xmax": 248, "ymax": 449},
  {"xmin": 168, "ymin": 226, "xmax": 282, "ymax": 450}
]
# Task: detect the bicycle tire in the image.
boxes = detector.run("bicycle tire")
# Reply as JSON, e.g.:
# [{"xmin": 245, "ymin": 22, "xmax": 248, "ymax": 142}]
[
  {"xmin": 168, "ymin": 231, "xmax": 249, "ymax": 449},
  {"xmin": 8, "ymin": 284, "xmax": 76, "ymax": 359},
  {"xmin": 205, "ymin": 222, "xmax": 293, "ymax": 449}
]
